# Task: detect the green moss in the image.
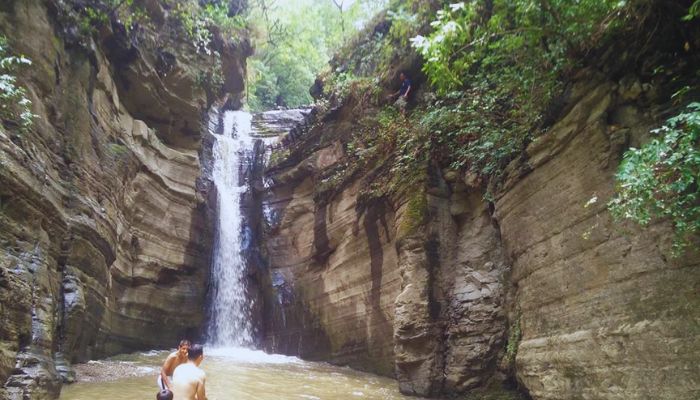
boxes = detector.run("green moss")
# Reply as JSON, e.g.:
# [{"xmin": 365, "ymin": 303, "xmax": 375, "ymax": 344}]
[
  {"xmin": 315, "ymin": 168, "xmax": 344, "ymax": 196},
  {"xmin": 505, "ymin": 316, "xmax": 521, "ymax": 366},
  {"xmin": 50, "ymin": 35, "xmax": 62, "ymax": 52},
  {"xmin": 106, "ymin": 143, "xmax": 129, "ymax": 157},
  {"xmin": 267, "ymin": 147, "xmax": 290, "ymax": 169},
  {"xmin": 398, "ymin": 190, "xmax": 427, "ymax": 239}
]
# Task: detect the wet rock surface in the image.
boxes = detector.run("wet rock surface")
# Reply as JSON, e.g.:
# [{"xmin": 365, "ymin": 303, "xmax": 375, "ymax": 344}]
[
  {"xmin": 252, "ymin": 109, "xmax": 312, "ymax": 138},
  {"xmin": 258, "ymin": 111, "xmax": 398, "ymax": 375}
]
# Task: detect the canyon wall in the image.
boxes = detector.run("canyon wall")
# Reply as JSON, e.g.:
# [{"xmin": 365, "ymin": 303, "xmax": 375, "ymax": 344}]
[
  {"xmin": 0, "ymin": 0, "xmax": 248, "ymax": 398},
  {"xmin": 498, "ymin": 73, "xmax": 700, "ymax": 400},
  {"xmin": 261, "ymin": 141, "xmax": 401, "ymax": 375},
  {"xmin": 257, "ymin": 47, "xmax": 700, "ymax": 400},
  {"xmin": 258, "ymin": 103, "xmax": 514, "ymax": 394}
]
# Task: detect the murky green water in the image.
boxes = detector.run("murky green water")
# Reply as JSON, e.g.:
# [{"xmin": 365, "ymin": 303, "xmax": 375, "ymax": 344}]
[{"xmin": 60, "ymin": 348, "xmax": 418, "ymax": 400}]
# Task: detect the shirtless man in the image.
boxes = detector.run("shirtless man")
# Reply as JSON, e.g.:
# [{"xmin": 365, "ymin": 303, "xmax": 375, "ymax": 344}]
[
  {"xmin": 172, "ymin": 344, "xmax": 207, "ymax": 400},
  {"xmin": 158, "ymin": 339, "xmax": 190, "ymax": 390}
]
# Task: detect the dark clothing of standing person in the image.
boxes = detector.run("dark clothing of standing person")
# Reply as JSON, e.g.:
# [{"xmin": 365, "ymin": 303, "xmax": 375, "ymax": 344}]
[
  {"xmin": 391, "ymin": 72, "xmax": 412, "ymax": 113},
  {"xmin": 399, "ymin": 76, "xmax": 411, "ymax": 96}
]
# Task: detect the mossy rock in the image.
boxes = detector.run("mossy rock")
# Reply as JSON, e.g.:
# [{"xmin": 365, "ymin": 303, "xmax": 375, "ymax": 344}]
[{"xmin": 397, "ymin": 190, "xmax": 427, "ymax": 239}]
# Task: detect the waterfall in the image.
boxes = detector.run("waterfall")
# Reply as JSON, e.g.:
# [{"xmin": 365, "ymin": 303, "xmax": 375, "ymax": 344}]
[{"xmin": 206, "ymin": 110, "xmax": 255, "ymax": 347}]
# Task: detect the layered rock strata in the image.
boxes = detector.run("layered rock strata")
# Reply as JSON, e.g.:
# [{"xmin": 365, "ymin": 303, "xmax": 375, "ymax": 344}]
[
  {"xmin": 259, "ymin": 120, "xmax": 512, "ymax": 394},
  {"xmin": 0, "ymin": 1, "xmax": 248, "ymax": 398},
  {"xmin": 258, "ymin": 59, "xmax": 699, "ymax": 400},
  {"xmin": 498, "ymin": 73, "xmax": 700, "ymax": 400}
]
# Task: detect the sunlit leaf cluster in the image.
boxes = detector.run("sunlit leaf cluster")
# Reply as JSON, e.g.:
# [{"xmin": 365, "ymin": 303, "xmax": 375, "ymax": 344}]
[
  {"xmin": 412, "ymin": 0, "xmax": 628, "ymax": 95},
  {"xmin": 0, "ymin": 36, "xmax": 35, "ymax": 132},
  {"xmin": 78, "ymin": 0, "xmax": 150, "ymax": 36},
  {"xmin": 171, "ymin": 1, "xmax": 246, "ymax": 54}
]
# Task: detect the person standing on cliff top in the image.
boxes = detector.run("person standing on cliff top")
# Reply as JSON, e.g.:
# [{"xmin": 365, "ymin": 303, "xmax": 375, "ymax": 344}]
[
  {"xmin": 158, "ymin": 339, "xmax": 190, "ymax": 391},
  {"xmin": 172, "ymin": 344, "xmax": 207, "ymax": 400},
  {"xmin": 389, "ymin": 71, "xmax": 412, "ymax": 114}
]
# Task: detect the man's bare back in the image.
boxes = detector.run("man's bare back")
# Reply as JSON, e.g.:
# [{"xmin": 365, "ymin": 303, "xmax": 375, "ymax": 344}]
[
  {"xmin": 171, "ymin": 343, "xmax": 206, "ymax": 400},
  {"xmin": 172, "ymin": 362, "xmax": 206, "ymax": 400}
]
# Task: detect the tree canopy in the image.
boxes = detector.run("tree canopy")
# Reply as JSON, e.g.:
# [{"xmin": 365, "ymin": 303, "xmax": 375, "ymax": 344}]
[{"xmin": 244, "ymin": 0, "xmax": 386, "ymax": 110}]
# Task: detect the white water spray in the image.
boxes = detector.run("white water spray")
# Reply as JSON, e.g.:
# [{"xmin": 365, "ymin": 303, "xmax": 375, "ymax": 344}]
[{"xmin": 206, "ymin": 110, "xmax": 255, "ymax": 347}]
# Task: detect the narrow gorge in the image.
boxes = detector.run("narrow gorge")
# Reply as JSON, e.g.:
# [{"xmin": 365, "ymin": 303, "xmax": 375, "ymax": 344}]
[{"xmin": 1, "ymin": 0, "xmax": 699, "ymax": 400}]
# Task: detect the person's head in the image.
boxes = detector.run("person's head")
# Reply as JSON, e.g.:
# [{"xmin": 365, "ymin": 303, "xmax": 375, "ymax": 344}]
[
  {"xmin": 156, "ymin": 389, "xmax": 173, "ymax": 400},
  {"xmin": 178, "ymin": 339, "xmax": 190, "ymax": 357},
  {"xmin": 399, "ymin": 71, "xmax": 406, "ymax": 80},
  {"xmin": 187, "ymin": 344, "xmax": 204, "ymax": 365}
]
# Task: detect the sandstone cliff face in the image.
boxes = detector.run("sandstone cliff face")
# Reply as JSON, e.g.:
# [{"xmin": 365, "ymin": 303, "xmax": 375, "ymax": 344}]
[
  {"xmin": 257, "ymin": 60, "xmax": 699, "ymax": 400},
  {"xmin": 259, "ymin": 115, "xmax": 399, "ymax": 376},
  {"xmin": 498, "ymin": 73, "xmax": 700, "ymax": 400},
  {"xmin": 0, "ymin": 1, "xmax": 247, "ymax": 398},
  {"xmin": 257, "ymin": 106, "xmax": 513, "ymax": 395}
]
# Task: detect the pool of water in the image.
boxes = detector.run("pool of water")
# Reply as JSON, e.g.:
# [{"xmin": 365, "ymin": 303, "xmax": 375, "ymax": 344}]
[{"xmin": 59, "ymin": 348, "xmax": 419, "ymax": 400}]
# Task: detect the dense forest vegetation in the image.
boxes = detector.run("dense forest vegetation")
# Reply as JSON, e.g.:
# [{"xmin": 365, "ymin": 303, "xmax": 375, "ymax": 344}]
[
  {"xmin": 1, "ymin": 0, "xmax": 698, "ymax": 252},
  {"xmin": 413, "ymin": 0, "xmax": 700, "ymax": 253},
  {"xmin": 245, "ymin": 0, "xmax": 387, "ymax": 110},
  {"xmin": 410, "ymin": 0, "xmax": 700, "ymax": 253}
]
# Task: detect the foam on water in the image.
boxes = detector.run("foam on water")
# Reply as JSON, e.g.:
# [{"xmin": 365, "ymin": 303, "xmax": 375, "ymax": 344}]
[
  {"xmin": 138, "ymin": 350, "xmax": 164, "ymax": 357},
  {"xmin": 205, "ymin": 346, "xmax": 301, "ymax": 364}
]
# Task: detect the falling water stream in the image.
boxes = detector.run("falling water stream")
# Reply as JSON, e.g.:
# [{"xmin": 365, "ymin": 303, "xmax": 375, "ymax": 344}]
[
  {"xmin": 59, "ymin": 110, "xmax": 419, "ymax": 400},
  {"xmin": 206, "ymin": 110, "xmax": 254, "ymax": 347}
]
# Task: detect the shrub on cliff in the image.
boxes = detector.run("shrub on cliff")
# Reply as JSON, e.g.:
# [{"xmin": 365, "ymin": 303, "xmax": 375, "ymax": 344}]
[
  {"xmin": 314, "ymin": 0, "xmax": 642, "ymax": 194},
  {"xmin": 609, "ymin": 103, "xmax": 700, "ymax": 255},
  {"xmin": 172, "ymin": 1, "xmax": 246, "ymax": 52},
  {"xmin": 412, "ymin": 0, "xmax": 632, "ymax": 96},
  {"xmin": 0, "ymin": 36, "xmax": 34, "ymax": 132},
  {"xmin": 77, "ymin": 0, "xmax": 150, "ymax": 36},
  {"xmin": 408, "ymin": 0, "xmax": 637, "ymax": 187}
]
